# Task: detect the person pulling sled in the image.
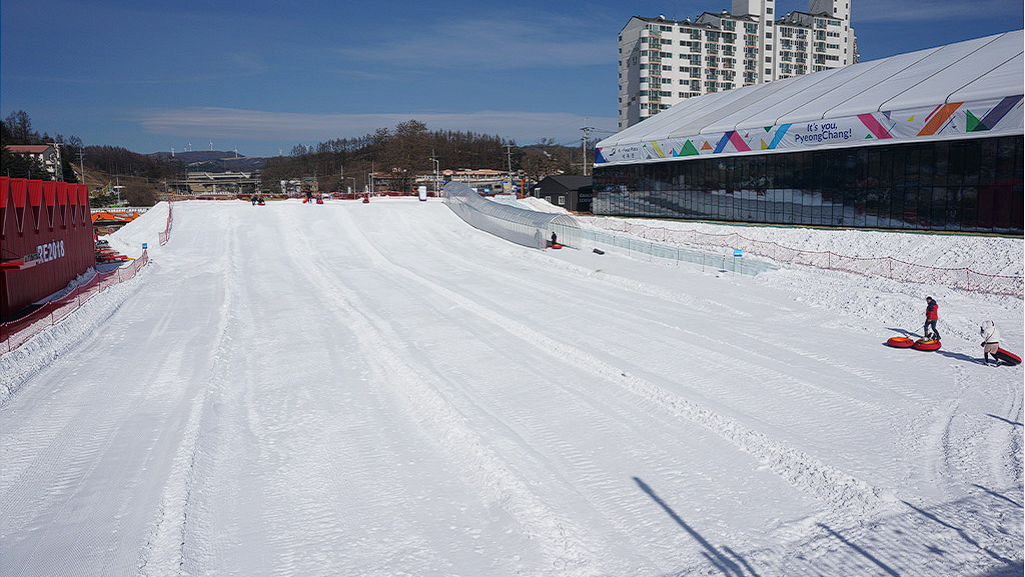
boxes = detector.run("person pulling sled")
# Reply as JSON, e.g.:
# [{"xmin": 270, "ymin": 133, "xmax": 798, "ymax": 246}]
[
  {"xmin": 923, "ymin": 297, "xmax": 940, "ymax": 340},
  {"xmin": 980, "ymin": 320, "xmax": 1001, "ymax": 366}
]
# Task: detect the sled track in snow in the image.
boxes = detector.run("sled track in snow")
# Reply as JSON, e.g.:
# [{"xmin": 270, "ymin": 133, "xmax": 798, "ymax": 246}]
[
  {"xmin": 137, "ymin": 226, "xmax": 242, "ymax": 577},
  {"xmin": 279, "ymin": 209, "xmax": 604, "ymax": 575},
  {"xmin": 295, "ymin": 209, "xmax": 896, "ymax": 525}
]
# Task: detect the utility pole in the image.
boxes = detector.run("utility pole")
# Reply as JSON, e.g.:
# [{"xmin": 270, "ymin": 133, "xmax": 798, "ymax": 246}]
[
  {"xmin": 504, "ymin": 144, "xmax": 514, "ymax": 174},
  {"xmin": 77, "ymin": 148, "xmax": 85, "ymax": 185},
  {"xmin": 504, "ymin": 144, "xmax": 516, "ymax": 195},
  {"xmin": 430, "ymin": 150, "xmax": 440, "ymax": 194},
  {"xmin": 580, "ymin": 118, "xmax": 595, "ymax": 176}
]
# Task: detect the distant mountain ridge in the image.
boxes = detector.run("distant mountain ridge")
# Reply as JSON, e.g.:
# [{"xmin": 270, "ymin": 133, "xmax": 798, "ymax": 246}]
[{"xmin": 148, "ymin": 150, "xmax": 267, "ymax": 172}]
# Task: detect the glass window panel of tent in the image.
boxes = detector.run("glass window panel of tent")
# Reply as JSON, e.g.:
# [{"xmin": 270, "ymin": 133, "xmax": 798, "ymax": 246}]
[
  {"xmin": 930, "ymin": 186, "xmax": 950, "ymax": 230},
  {"xmin": 995, "ymin": 137, "xmax": 1016, "ymax": 184},
  {"xmin": 961, "ymin": 185, "xmax": 979, "ymax": 231},
  {"xmin": 1012, "ymin": 183, "xmax": 1024, "ymax": 232},
  {"xmin": 962, "ymin": 140, "xmax": 981, "ymax": 186},
  {"xmin": 796, "ymin": 152, "xmax": 812, "ymax": 224},
  {"xmin": 932, "ymin": 141, "xmax": 950, "ymax": 186},
  {"xmin": 947, "ymin": 141, "xmax": 966, "ymax": 188},
  {"xmin": 826, "ymin": 150, "xmax": 842, "ymax": 226},
  {"xmin": 916, "ymin": 186, "xmax": 932, "ymax": 228},
  {"xmin": 1014, "ymin": 136, "xmax": 1024, "ymax": 180},
  {"xmin": 706, "ymin": 161, "xmax": 720, "ymax": 219},
  {"xmin": 918, "ymin": 145, "xmax": 935, "ymax": 186},
  {"xmin": 978, "ymin": 180, "xmax": 997, "ymax": 231},
  {"xmin": 980, "ymin": 139, "xmax": 998, "ymax": 187},
  {"xmin": 905, "ymin": 146, "xmax": 922, "ymax": 189}
]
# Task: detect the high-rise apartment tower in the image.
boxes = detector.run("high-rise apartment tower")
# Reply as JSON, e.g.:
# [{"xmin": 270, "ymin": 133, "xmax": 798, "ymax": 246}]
[{"xmin": 618, "ymin": 0, "xmax": 858, "ymax": 128}]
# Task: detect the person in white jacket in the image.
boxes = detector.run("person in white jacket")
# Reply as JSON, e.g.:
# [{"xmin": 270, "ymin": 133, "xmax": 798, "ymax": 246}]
[{"xmin": 980, "ymin": 320, "xmax": 1002, "ymax": 366}]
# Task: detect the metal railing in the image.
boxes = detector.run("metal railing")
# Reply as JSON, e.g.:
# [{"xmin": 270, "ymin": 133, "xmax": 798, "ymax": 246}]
[{"xmin": 571, "ymin": 226, "xmax": 777, "ymax": 276}]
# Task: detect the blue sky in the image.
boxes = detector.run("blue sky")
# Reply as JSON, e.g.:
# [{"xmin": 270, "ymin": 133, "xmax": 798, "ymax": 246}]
[{"xmin": 2, "ymin": 0, "xmax": 1021, "ymax": 157}]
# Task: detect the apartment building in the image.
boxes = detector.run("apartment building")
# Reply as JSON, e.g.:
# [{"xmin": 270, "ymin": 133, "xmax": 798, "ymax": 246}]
[
  {"xmin": 618, "ymin": 0, "xmax": 857, "ymax": 128},
  {"xmin": 4, "ymin": 144, "xmax": 64, "ymax": 180}
]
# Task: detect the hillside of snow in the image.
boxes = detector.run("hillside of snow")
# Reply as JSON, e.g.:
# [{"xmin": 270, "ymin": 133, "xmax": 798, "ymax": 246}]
[{"xmin": 1, "ymin": 198, "xmax": 1021, "ymax": 577}]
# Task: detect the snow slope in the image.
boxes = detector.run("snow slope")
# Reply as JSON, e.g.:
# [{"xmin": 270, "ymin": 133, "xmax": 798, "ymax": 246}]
[{"xmin": 1, "ymin": 198, "xmax": 1021, "ymax": 577}]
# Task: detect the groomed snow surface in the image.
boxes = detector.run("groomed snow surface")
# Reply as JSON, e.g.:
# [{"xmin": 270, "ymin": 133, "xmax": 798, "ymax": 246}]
[{"xmin": 1, "ymin": 198, "xmax": 1022, "ymax": 577}]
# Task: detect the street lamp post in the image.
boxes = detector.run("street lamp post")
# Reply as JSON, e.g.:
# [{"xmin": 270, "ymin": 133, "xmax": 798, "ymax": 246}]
[{"xmin": 431, "ymin": 157, "xmax": 440, "ymax": 194}]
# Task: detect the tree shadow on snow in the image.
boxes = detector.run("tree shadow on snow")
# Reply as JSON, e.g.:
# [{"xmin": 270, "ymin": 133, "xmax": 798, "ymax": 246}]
[
  {"xmin": 633, "ymin": 477, "xmax": 763, "ymax": 577},
  {"xmin": 986, "ymin": 414, "xmax": 1024, "ymax": 427},
  {"xmin": 816, "ymin": 523, "xmax": 901, "ymax": 576},
  {"xmin": 635, "ymin": 478, "xmax": 1023, "ymax": 577}
]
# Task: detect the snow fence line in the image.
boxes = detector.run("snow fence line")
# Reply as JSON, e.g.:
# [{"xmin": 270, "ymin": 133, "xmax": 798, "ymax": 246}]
[
  {"xmin": 0, "ymin": 251, "xmax": 150, "ymax": 355},
  {"xmin": 158, "ymin": 200, "xmax": 173, "ymax": 245},
  {"xmin": 584, "ymin": 218, "xmax": 1024, "ymax": 297}
]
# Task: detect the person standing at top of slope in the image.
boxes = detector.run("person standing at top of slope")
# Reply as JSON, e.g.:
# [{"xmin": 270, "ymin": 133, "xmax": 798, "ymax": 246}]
[
  {"xmin": 923, "ymin": 297, "xmax": 940, "ymax": 340},
  {"xmin": 980, "ymin": 320, "xmax": 1002, "ymax": 366}
]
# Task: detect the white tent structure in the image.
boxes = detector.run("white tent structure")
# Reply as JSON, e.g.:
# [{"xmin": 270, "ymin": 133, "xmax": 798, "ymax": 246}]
[
  {"xmin": 442, "ymin": 182, "xmax": 579, "ymax": 249},
  {"xmin": 596, "ymin": 30, "xmax": 1024, "ymax": 167}
]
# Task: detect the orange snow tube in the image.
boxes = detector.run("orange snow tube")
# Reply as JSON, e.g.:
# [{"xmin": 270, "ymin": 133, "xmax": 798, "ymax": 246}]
[
  {"xmin": 912, "ymin": 338, "xmax": 942, "ymax": 351},
  {"xmin": 886, "ymin": 336, "xmax": 914, "ymax": 348}
]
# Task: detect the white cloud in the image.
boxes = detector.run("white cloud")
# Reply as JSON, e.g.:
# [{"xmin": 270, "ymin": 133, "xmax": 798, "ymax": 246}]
[{"xmin": 134, "ymin": 107, "xmax": 617, "ymax": 145}]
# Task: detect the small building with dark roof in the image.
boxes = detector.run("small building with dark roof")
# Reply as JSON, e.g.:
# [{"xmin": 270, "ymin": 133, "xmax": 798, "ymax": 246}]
[{"xmin": 530, "ymin": 176, "xmax": 594, "ymax": 213}]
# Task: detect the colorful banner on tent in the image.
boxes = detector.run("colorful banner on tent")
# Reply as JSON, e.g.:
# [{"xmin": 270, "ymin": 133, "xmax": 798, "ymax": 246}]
[{"xmin": 594, "ymin": 95, "xmax": 1024, "ymax": 166}]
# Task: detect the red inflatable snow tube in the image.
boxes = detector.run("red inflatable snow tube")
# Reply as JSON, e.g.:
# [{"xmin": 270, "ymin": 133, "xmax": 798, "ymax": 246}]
[
  {"xmin": 996, "ymin": 348, "xmax": 1022, "ymax": 366},
  {"xmin": 912, "ymin": 338, "xmax": 942, "ymax": 351},
  {"xmin": 886, "ymin": 336, "xmax": 914, "ymax": 348}
]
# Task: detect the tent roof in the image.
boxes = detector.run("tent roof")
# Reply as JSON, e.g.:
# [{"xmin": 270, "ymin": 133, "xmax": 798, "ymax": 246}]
[{"xmin": 599, "ymin": 30, "xmax": 1024, "ymax": 152}]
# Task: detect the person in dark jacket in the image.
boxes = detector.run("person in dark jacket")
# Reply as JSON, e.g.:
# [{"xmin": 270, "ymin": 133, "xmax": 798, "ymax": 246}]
[{"xmin": 923, "ymin": 297, "xmax": 940, "ymax": 340}]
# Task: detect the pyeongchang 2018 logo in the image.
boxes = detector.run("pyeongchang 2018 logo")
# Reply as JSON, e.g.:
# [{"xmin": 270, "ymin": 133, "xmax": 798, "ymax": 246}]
[{"xmin": 35, "ymin": 240, "xmax": 66, "ymax": 264}]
